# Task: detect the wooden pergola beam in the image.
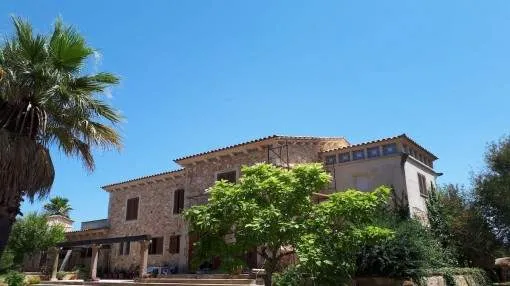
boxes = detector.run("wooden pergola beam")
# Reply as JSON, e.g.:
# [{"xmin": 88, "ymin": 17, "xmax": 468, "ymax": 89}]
[{"xmin": 56, "ymin": 234, "xmax": 151, "ymax": 248}]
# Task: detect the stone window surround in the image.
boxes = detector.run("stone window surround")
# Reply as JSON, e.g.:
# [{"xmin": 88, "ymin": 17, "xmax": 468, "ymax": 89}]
[
  {"xmin": 214, "ymin": 167, "xmax": 240, "ymax": 182},
  {"xmin": 125, "ymin": 196, "xmax": 140, "ymax": 223}
]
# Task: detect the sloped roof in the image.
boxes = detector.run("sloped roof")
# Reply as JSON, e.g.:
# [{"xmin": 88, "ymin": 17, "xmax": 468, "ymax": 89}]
[
  {"xmin": 174, "ymin": 134, "xmax": 347, "ymax": 163},
  {"xmin": 101, "ymin": 169, "xmax": 184, "ymax": 190}
]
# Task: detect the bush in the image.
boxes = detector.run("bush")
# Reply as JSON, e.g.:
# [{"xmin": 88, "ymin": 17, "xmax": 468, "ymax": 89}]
[
  {"xmin": 25, "ymin": 275, "xmax": 41, "ymax": 285},
  {"xmin": 273, "ymin": 266, "xmax": 304, "ymax": 286},
  {"xmin": 56, "ymin": 271, "xmax": 65, "ymax": 280},
  {"xmin": 356, "ymin": 215, "xmax": 457, "ymax": 280},
  {"xmin": 4, "ymin": 271, "xmax": 25, "ymax": 286},
  {"xmin": 0, "ymin": 249, "xmax": 15, "ymax": 273}
]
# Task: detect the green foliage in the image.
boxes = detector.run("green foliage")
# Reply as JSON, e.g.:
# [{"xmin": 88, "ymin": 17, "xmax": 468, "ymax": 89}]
[
  {"xmin": 4, "ymin": 271, "xmax": 24, "ymax": 286},
  {"xmin": 0, "ymin": 249, "xmax": 15, "ymax": 273},
  {"xmin": 356, "ymin": 211, "xmax": 457, "ymax": 281},
  {"xmin": 273, "ymin": 266, "xmax": 303, "ymax": 286},
  {"xmin": 43, "ymin": 196, "xmax": 72, "ymax": 218},
  {"xmin": 427, "ymin": 184, "xmax": 502, "ymax": 268},
  {"xmin": 296, "ymin": 186, "xmax": 394, "ymax": 285},
  {"xmin": 6, "ymin": 212, "xmax": 65, "ymax": 266},
  {"xmin": 185, "ymin": 163, "xmax": 331, "ymax": 285},
  {"xmin": 56, "ymin": 271, "xmax": 65, "ymax": 280},
  {"xmin": 473, "ymin": 136, "xmax": 510, "ymax": 246},
  {"xmin": 25, "ymin": 275, "xmax": 41, "ymax": 285}
]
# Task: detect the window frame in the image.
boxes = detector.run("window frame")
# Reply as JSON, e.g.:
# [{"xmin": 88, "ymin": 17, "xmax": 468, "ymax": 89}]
[
  {"xmin": 119, "ymin": 241, "xmax": 130, "ymax": 256},
  {"xmin": 173, "ymin": 189, "xmax": 185, "ymax": 215},
  {"xmin": 338, "ymin": 152, "xmax": 350, "ymax": 163},
  {"xmin": 417, "ymin": 173, "xmax": 428, "ymax": 197},
  {"xmin": 169, "ymin": 235, "xmax": 180, "ymax": 254},
  {"xmin": 382, "ymin": 143, "xmax": 398, "ymax": 156},
  {"xmin": 148, "ymin": 237, "xmax": 164, "ymax": 255},
  {"xmin": 367, "ymin": 146, "xmax": 381, "ymax": 158},
  {"xmin": 352, "ymin": 150, "xmax": 365, "ymax": 161},
  {"xmin": 325, "ymin": 155, "xmax": 337, "ymax": 165},
  {"xmin": 216, "ymin": 170, "xmax": 237, "ymax": 183},
  {"xmin": 125, "ymin": 197, "xmax": 139, "ymax": 221}
]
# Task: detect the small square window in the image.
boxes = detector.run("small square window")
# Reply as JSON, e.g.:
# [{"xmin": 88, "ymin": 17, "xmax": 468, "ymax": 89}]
[
  {"xmin": 149, "ymin": 237, "xmax": 164, "ymax": 255},
  {"xmin": 216, "ymin": 171, "xmax": 237, "ymax": 183},
  {"xmin": 325, "ymin": 155, "xmax": 336, "ymax": 165},
  {"xmin": 382, "ymin": 143, "xmax": 397, "ymax": 155},
  {"xmin": 352, "ymin": 150, "xmax": 365, "ymax": 161},
  {"xmin": 367, "ymin": 147, "xmax": 380, "ymax": 158},
  {"xmin": 338, "ymin": 152, "xmax": 350, "ymax": 163}
]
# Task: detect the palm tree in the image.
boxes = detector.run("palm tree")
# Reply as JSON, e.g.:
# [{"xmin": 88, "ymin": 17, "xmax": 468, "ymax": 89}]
[
  {"xmin": 0, "ymin": 17, "xmax": 122, "ymax": 255},
  {"xmin": 43, "ymin": 196, "xmax": 73, "ymax": 218}
]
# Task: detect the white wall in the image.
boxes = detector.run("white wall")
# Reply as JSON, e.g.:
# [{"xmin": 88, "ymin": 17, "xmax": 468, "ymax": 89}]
[{"xmin": 404, "ymin": 157, "xmax": 437, "ymax": 223}]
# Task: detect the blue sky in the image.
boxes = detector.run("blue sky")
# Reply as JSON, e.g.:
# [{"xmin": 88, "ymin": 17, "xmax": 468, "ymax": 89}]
[{"xmin": 1, "ymin": 1, "xmax": 509, "ymax": 228}]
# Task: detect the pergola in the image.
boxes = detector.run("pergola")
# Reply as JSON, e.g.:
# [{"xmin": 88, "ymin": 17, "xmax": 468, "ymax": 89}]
[{"xmin": 50, "ymin": 235, "xmax": 151, "ymax": 281}]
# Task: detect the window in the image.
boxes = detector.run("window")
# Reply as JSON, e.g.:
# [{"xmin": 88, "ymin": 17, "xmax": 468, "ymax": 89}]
[
  {"xmin": 418, "ymin": 173, "xmax": 427, "ymax": 197},
  {"xmin": 367, "ymin": 146, "xmax": 380, "ymax": 158},
  {"xmin": 169, "ymin": 235, "xmax": 180, "ymax": 254},
  {"xmin": 338, "ymin": 152, "xmax": 350, "ymax": 163},
  {"xmin": 173, "ymin": 189, "xmax": 185, "ymax": 214},
  {"xmin": 325, "ymin": 155, "xmax": 336, "ymax": 165},
  {"xmin": 149, "ymin": 237, "xmax": 164, "ymax": 255},
  {"xmin": 119, "ymin": 241, "xmax": 130, "ymax": 256},
  {"xmin": 125, "ymin": 197, "xmax": 139, "ymax": 221},
  {"xmin": 382, "ymin": 143, "xmax": 397, "ymax": 155},
  {"xmin": 216, "ymin": 170, "xmax": 237, "ymax": 183},
  {"xmin": 352, "ymin": 150, "xmax": 365, "ymax": 161}
]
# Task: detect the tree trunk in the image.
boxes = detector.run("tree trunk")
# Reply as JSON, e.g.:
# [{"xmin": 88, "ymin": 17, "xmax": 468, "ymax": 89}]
[
  {"xmin": 0, "ymin": 193, "xmax": 22, "ymax": 256},
  {"xmin": 263, "ymin": 259, "xmax": 277, "ymax": 286}
]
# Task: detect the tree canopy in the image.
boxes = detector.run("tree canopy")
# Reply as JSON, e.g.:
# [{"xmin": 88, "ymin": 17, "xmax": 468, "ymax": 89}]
[
  {"xmin": 0, "ymin": 16, "xmax": 121, "ymax": 255},
  {"xmin": 185, "ymin": 163, "xmax": 393, "ymax": 285},
  {"xmin": 43, "ymin": 196, "xmax": 72, "ymax": 218},
  {"xmin": 473, "ymin": 136, "xmax": 510, "ymax": 245},
  {"xmin": 4, "ymin": 212, "xmax": 65, "ymax": 269}
]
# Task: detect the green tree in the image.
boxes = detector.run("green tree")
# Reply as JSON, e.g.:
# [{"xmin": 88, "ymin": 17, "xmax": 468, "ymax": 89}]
[
  {"xmin": 0, "ymin": 17, "xmax": 122, "ymax": 255},
  {"xmin": 43, "ymin": 196, "xmax": 72, "ymax": 218},
  {"xmin": 297, "ymin": 187, "xmax": 394, "ymax": 285},
  {"xmin": 185, "ymin": 163, "xmax": 331, "ymax": 286},
  {"xmin": 6, "ymin": 212, "xmax": 65, "ymax": 267},
  {"xmin": 427, "ymin": 184, "xmax": 502, "ymax": 268},
  {"xmin": 473, "ymin": 136, "xmax": 510, "ymax": 245}
]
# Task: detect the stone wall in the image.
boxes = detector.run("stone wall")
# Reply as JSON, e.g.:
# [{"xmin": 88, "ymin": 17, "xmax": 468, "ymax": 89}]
[{"xmin": 107, "ymin": 174, "xmax": 186, "ymax": 271}]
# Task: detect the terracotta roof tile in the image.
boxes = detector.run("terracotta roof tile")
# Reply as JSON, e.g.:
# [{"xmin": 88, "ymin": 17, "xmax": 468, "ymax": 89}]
[
  {"xmin": 101, "ymin": 169, "xmax": 184, "ymax": 190},
  {"xmin": 174, "ymin": 134, "xmax": 346, "ymax": 162}
]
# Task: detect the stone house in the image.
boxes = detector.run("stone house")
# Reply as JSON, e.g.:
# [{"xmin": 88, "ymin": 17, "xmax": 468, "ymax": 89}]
[{"xmin": 57, "ymin": 134, "xmax": 440, "ymax": 278}]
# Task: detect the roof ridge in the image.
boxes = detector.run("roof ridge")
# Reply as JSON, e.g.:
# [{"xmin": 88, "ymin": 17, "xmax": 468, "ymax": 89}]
[{"xmin": 174, "ymin": 134, "xmax": 346, "ymax": 162}]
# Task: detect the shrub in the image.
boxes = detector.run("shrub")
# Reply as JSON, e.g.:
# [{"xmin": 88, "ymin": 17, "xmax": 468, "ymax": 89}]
[
  {"xmin": 25, "ymin": 275, "xmax": 41, "ymax": 285},
  {"xmin": 273, "ymin": 266, "xmax": 304, "ymax": 286},
  {"xmin": 356, "ymin": 215, "xmax": 457, "ymax": 280},
  {"xmin": 0, "ymin": 249, "xmax": 15, "ymax": 273},
  {"xmin": 56, "ymin": 271, "xmax": 65, "ymax": 280},
  {"xmin": 4, "ymin": 271, "xmax": 25, "ymax": 286}
]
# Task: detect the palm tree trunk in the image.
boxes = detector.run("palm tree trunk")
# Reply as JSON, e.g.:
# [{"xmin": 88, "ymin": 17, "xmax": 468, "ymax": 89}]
[{"xmin": 0, "ymin": 193, "xmax": 22, "ymax": 255}]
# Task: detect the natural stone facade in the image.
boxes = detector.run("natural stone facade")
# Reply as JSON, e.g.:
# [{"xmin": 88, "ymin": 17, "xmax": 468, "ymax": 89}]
[{"xmin": 64, "ymin": 134, "xmax": 440, "ymax": 275}]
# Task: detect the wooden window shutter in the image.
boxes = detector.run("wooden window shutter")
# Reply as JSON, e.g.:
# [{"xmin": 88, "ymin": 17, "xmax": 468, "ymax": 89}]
[
  {"xmin": 173, "ymin": 189, "xmax": 185, "ymax": 214},
  {"xmin": 169, "ymin": 235, "xmax": 180, "ymax": 254},
  {"xmin": 126, "ymin": 197, "xmax": 139, "ymax": 220}
]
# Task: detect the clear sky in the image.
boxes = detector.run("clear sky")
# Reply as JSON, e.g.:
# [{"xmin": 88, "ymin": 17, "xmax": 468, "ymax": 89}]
[{"xmin": 1, "ymin": 1, "xmax": 509, "ymax": 228}]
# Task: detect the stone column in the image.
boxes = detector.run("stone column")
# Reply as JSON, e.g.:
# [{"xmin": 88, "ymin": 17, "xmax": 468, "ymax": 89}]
[
  {"xmin": 139, "ymin": 240, "xmax": 150, "ymax": 278},
  {"xmin": 50, "ymin": 247, "xmax": 60, "ymax": 281},
  {"xmin": 90, "ymin": 244, "xmax": 100, "ymax": 281}
]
